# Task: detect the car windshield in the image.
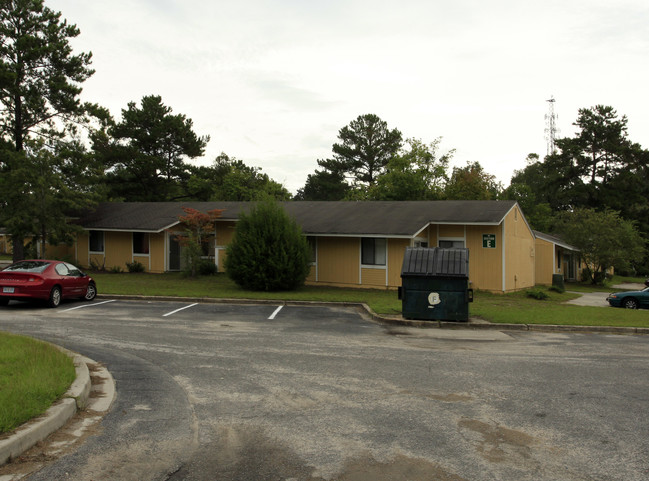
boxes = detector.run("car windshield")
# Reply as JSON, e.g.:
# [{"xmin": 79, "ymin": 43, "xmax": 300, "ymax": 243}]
[{"xmin": 3, "ymin": 261, "xmax": 51, "ymax": 273}]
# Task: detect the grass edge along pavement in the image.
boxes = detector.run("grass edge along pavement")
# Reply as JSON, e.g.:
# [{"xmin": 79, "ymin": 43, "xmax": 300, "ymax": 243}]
[
  {"xmin": 0, "ymin": 333, "xmax": 75, "ymax": 435},
  {"xmin": 92, "ymin": 272, "xmax": 649, "ymax": 329},
  {"xmin": 0, "ymin": 333, "xmax": 94, "ymax": 467}
]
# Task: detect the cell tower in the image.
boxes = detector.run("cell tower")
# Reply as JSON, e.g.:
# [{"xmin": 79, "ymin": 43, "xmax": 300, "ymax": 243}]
[{"xmin": 544, "ymin": 96, "xmax": 559, "ymax": 156}]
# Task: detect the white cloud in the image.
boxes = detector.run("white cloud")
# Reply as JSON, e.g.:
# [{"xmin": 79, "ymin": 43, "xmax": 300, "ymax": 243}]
[{"xmin": 49, "ymin": 0, "xmax": 649, "ymax": 193}]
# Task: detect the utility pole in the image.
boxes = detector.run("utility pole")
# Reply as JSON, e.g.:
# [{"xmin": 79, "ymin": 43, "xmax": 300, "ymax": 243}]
[{"xmin": 544, "ymin": 96, "xmax": 559, "ymax": 156}]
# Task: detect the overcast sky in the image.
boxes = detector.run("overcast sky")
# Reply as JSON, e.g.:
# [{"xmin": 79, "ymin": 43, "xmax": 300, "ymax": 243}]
[{"xmin": 48, "ymin": 0, "xmax": 649, "ymax": 194}]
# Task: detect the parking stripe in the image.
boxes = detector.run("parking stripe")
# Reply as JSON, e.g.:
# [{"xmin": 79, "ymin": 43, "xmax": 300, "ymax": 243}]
[
  {"xmin": 163, "ymin": 303, "xmax": 198, "ymax": 317},
  {"xmin": 61, "ymin": 300, "xmax": 116, "ymax": 312},
  {"xmin": 268, "ymin": 305, "xmax": 283, "ymax": 320}
]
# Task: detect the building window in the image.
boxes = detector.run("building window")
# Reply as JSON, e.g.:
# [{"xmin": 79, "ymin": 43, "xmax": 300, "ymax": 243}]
[
  {"xmin": 89, "ymin": 230, "xmax": 104, "ymax": 253},
  {"xmin": 439, "ymin": 240, "xmax": 465, "ymax": 248},
  {"xmin": 414, "ymin": 238, "xmax": 428, "ymax": 248},
  {"xmin": 133, "ymin": 232, "xmax": 150, "ymax": 255},
  {"xmin": 362, "ymin": 238, "xmax": 386, "ymax": 266}
]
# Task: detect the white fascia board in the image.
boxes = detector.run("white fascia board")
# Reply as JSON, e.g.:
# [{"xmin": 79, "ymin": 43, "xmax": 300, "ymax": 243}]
[
  {"xmin": 413, "ymin": 223, "xmax": 430, "ymax": 238},
  {"xmin": 428, "ymin": 221, "xmax": 501, "ymax": 226},
  {"xmin": 551, "ymin": 240, "xmax": 580, "ymax": 252},
  {"xmin": 81, "ymin": 220, "xmax": 180, "ymax": 234},
  {"xmin": 304, "ymin": 233, "xmax": 415, "ymax": 239}
]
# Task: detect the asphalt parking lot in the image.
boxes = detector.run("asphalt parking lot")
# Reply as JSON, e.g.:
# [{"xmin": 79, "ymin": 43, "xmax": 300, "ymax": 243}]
[{"xmin": 1, "ymin": 298, "xmax": 649, "ymax": 480}]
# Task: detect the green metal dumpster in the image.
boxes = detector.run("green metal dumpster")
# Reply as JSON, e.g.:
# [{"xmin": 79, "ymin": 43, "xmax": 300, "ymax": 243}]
[{"xmin": 399, "ymin": 247, "xmax": 473, "ymax": 321}]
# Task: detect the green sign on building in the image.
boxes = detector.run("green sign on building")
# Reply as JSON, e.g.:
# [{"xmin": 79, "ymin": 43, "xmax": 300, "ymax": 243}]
[{"xmin": 483, "ymin": 234, "xmax": 496, "ymax": 248}]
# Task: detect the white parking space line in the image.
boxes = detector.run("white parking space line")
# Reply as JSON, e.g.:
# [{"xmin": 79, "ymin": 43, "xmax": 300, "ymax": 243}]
[
  {"xmin": 163, "ymin": 303, "xmax": 198, "ymax": 317},
  {"xmin": 268, "ymin": 305, "xmax": 283, "ymax": 320},
  {"xmin": 61, "ymin": 300, "xmax": 116, "ymax": 312}
]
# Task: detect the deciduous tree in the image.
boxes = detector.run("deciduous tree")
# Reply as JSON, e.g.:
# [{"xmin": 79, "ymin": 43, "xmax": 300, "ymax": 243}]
[
  {"xmin": 369, "ymin": 137, "xmax": 451, "ymax": 200},
  {"xmin": 171, "ymin": 207, "xmax": 223, "ymax": 277},
  {"xmin": 186, "ymin": 153, "xmax": 291, "ymax": 201},
  {"xmin": 444, "ymin": 161, "xmax": 502, "ymax": 200},
  {"xmin": 555, "ymin": 208, "xmax": 645, "ymax": 284}
]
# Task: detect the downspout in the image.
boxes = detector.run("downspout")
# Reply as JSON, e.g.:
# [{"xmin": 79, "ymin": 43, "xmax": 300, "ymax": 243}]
[
  {"xmin": 385, "ymin": 239, "xmax": 389, "ymax": 287},
  {"xmin": 501, "ymin": 222, "xmax": 506, "ymax": 293}
]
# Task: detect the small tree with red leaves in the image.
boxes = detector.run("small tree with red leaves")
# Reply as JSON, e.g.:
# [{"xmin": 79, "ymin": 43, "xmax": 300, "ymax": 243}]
[{"xmin": 172, "ymin": 207, "xmax": 223, "ymax": 277}]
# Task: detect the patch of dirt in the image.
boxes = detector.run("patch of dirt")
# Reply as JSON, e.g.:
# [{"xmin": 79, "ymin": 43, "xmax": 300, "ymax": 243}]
[
  {"xmin": 164, "ymin": 424, "xmax": 468, "ymax": 481},
  {"xmin": 458, "ymin": 418, "xmax": 536, "ymax": 464},
  {"xmin": 333, "ymin": 453, "xmax": 468, "ymax": 481}
]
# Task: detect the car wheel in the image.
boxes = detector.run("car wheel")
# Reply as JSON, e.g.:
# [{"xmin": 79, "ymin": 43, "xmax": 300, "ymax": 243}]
[
  {"xmin": 84, "ymin": 282, "xmax": 97, "ymax": 301},
  {"xmin": 623, "ymin": 298, "xmax": 638, "ymax": 309},
  {"xmin": 48, "ymin": 286, "xmax": 62, "ymax": 308}
]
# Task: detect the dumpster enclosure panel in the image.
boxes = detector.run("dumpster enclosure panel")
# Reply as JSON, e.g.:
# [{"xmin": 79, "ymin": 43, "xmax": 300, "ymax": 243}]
[{"xmin": 400, "ymin": 247, "xmax": 472, "ymax": 321}]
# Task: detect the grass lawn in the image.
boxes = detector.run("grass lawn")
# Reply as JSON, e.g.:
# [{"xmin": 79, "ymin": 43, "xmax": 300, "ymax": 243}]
[
  {"xmin": 91, "ymin": 272, "xmax": 649, "ymax": 328},
  {"xmin": 0, "ymin": 332, "xmax": 76, "ymax": 434}
]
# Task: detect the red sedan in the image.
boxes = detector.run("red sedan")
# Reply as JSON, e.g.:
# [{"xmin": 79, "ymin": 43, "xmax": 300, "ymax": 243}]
[{"xmin": 0, "ymin": 260, "xmax": 97, "ymax": 308}]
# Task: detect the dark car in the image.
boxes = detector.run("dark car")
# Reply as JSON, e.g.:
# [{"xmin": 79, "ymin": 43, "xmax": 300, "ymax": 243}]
[
  {"xmin": 0, "ymin": 260, "xmax": 97, "ymax": 308},
  {"xmin": 606, "ymin": 287, "xmax": 649, "ymax": 309}
]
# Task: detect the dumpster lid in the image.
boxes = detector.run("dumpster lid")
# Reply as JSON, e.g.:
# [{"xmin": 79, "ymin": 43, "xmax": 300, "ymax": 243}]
[{"xmin": 401, "ymin": 247, "xmax": 469, "ymax": 278}]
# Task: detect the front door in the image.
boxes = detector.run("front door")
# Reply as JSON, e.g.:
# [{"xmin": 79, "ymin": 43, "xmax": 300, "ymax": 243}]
[{"xmin": 169, "ymin": 237, "xmax": 181, "ymax": 271}]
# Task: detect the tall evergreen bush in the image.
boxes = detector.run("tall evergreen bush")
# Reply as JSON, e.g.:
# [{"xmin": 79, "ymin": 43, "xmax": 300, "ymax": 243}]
[{"xmin": 225, "ymin": 200, "xmax": 311, "ymax": 291}]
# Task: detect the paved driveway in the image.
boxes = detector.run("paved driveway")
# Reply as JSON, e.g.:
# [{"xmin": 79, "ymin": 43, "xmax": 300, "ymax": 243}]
[
  {"xmin": 565, "ymin": 291, "xmax": 611, "ymax": 307},
  {"xmin": 1, "ymin": 299, "xmax": 648, "ymax": 480},
  {"xmin": 566, "ymin": 283, "xmax": 647, "ymax": 307}
]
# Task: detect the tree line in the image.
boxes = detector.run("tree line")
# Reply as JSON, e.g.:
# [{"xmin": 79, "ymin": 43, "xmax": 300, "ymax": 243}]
[{"xmin": 0, "ymin": 1, "xmax": 647, "ymax": 277}]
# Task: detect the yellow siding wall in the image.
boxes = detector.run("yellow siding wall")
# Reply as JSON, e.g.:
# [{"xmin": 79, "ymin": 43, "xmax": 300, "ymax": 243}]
[
  {"xmin": 466, "ymin": 225, "xmax": 502, "ymax": 291},
  {"xmin": 313, "ymin": 237, "xmax": 360, "ymax": 286},
  {"xmin": 149, "ymin": 233, "xmax": 165, "ymax": 273},
  {"xmin": 427, "ymin": 225, "xmax": 438, "ymax": 246},
  {"xmin": 0, "ymin": 234, "xmax": 10, "ymax": 254},
  {"xmin": 503, "ymin": 206, "xmax": 535, "ymax": 291},
  {"xmin": 106, "ymin": 232, "xmax": 134, "ymax": 270},
  {"xmin": 438, "ymin": 224, "xmax": 464, "ymax": 238},
  {"xmin": 306, "ymin": 265, "xmax": 316, "ymax": 282},
  {"xmin": 388, "ymin": 238, "xmax": 409, "ymax": 287},
  {"xmin": 535, "ymin": 239, "xmax": 554, "ymax": 285},
  {"xmin": 361, "ymin": 267, "xmax": 386, "ymax": 287},
  {"xmin": 216, "ymin": 221, "xmax": 236, "ymax": 246},
  {"xmin": 78, "ymin": 231, "xmax": 166, "ymax": 273}
]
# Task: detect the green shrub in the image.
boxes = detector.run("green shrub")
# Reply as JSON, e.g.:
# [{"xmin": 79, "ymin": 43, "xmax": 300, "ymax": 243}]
[
  {"xmin": 89, "ymin": 258, "xmax": 105, "ymax": 271},
  {"xmin": 126, "ymin": 261, "xmax": 145, "ymax": 273},
  {"xmin": 526, "ymin": 288, "xmax": 549, "ymax": 300},
  {"xmin": 198, "ymin": 259, "xmax": 218, "ymax": 276},
  {"xmin": 548, "ymin": 285, "xmax": 565, "ymax": 294},
  {"xmin": 225, "ymin": 199, "xmax": 311, "ymax": 291},
  {"xmin": 109, "ymin": 265, "xmax": 124, "ymax": 273}
]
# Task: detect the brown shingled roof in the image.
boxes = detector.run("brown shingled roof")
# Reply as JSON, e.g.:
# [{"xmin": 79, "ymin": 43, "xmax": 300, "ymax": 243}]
[{"xmin": 77, "ymin": 200, "xmax": 518, "ymax": 237}]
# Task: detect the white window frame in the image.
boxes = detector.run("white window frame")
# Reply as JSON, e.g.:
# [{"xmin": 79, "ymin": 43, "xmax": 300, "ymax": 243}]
[
  {"xmin": 361, "ymin": 238, "xmax": 387, "ymax": 268},
  {"xmin": 438, "ymin": 238, "xmax": 465, "ymax": 248}
]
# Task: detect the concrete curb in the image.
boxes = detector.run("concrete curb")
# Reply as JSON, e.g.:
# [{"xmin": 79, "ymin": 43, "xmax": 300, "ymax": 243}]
[
  {"xmin": 100, "ymin": 294, "xmax": 647, "ymax": 336},
  {"xmin": 0, "ymin": 347, "xmax": 91, "ymax": 465}
]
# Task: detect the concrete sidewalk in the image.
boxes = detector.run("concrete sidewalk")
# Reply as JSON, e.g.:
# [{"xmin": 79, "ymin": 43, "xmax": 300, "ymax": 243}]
[{"xmin": 565, "ymin": 291, "xmax": 611, "ymax": 307}]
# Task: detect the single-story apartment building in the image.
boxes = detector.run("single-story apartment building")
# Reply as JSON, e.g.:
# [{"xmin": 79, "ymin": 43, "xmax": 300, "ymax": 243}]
[
  {"xmin": 57, "ymin": 200, "xmax": 542, "ymax": 293},
  {"xmin": 533, "ymin": 230, "xmax": 583, "ymax": 284}
]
